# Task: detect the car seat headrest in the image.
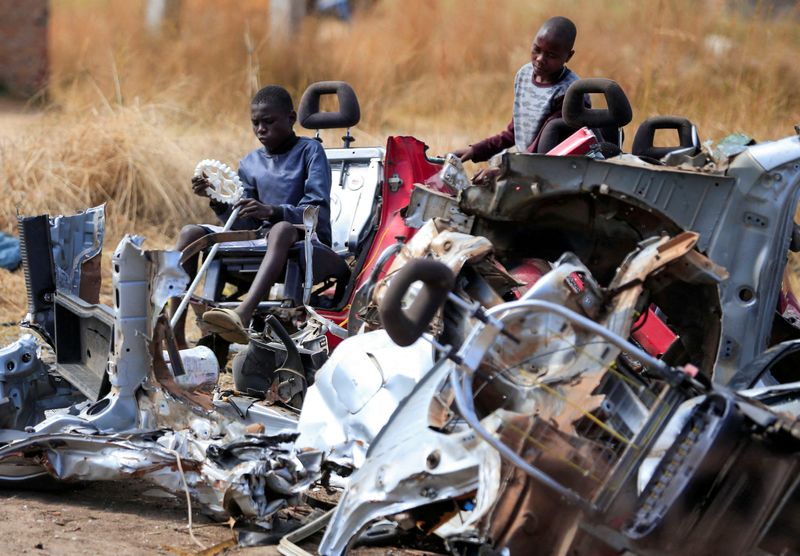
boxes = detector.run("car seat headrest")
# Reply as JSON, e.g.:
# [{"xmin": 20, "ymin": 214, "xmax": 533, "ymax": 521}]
[
  {"xmin": 632, "ymin": 116, "xmax": 700, "ymax": 160},
  {"xmin": 563, "ymin": 78, "xmax": 633, "ymax": 129},
  {"xmin": 298, "ymin": 81, "xmax": 361, "ymax": 130}
]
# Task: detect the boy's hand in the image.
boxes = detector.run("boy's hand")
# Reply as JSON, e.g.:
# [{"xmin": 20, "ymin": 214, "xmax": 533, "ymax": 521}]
[
  {"xmin": 191, "ymin": 175, "xmax": 212, "ymax": 198},
  {"xmin": 235, "ymin": 198, "xmax": 275, "ymax": 220},
  {"xmin": 472, "ymin": 167, "xmax": 500, "ymax": 185},
  {"xmin": 453, "ymin": 146, "xmax": 475, "ymax": 162}
]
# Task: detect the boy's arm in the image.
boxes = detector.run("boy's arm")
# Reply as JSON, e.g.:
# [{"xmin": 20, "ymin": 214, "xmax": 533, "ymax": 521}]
[{"xmin": 469, "ymin": 119, "xmax": 517, "ymax": 162}]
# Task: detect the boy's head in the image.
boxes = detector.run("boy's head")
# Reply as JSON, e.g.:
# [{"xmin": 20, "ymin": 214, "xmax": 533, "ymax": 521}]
[
  {"xmin": 531, "ymin": 16, "xmax": 576, "ymax": 84},
  {"xmin": 251, "ymin": 85, "xmax": 297, "ymax": 151}
]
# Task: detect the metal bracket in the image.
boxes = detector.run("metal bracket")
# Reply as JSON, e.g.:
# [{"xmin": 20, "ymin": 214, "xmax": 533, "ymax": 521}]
[
  {"xmin": 277, "ymin": 509, "xmax": 333, "ymax": 556},
  {"xmin": 387, "ymin": 173, "xmax": 403, "ymax": 192},
  {"xmin": 302, "ymin": 206, "xmax": 319, "ymax": 306}
]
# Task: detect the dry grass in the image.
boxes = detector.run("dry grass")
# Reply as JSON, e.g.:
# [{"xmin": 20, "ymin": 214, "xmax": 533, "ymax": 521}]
[
  {"xmin": 0, "ymin": 0, "xmax": 799, "ymax": 321},
  {"xmin": 43, "ymin": 0, "xmax": 800, "ymax": 139}
]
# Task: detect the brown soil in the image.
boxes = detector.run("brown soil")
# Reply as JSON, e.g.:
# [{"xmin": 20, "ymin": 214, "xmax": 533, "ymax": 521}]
[
  {"xmin": 0, "ymin": 479, "xmax": 275, "ymax": 555},
  {"xmin": 0, "ymin": 478, "xmax": 436, "ymax": 555}
]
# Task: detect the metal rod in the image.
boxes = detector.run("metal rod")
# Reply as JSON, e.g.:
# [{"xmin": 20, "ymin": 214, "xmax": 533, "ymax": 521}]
[
  {"xmin": 216, "ymin": 300, "xmax": 283, "ymax": 309},
  {"xmin": 446, "ymin": 292, "xmax": 520, "ymax": 343},
  {"xmin": 446, "ymin": 298, "xmax": 683, "ymax": 511},
  {"xmin": 482, "ymin": 300, "xmax": 670, "ymax": 375},
  {"xmin": 449, "ymin": 369, "xmax": 595, "ymax": 512},
  {"xmin": 278, "ymin": 509, "xmax": 334, "ymax": 556},
  {"xmin": 169, "ymin": 206, "xmax": 241, "ymax": 329},
  {"xmin": 301, "ymin": 206, "xmax": 318, "ymax": 306},
  {"xmin": 304, "ymin": 304, "xmax": 349, "ymax": 339}
]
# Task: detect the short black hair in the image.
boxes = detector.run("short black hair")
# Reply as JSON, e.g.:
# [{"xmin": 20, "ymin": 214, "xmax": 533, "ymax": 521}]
[
  {"xmin": 251, "ymin": 85, "xmax": 294, "ymax": 113},
  {"xmin": 539, "ymin": 16, "xmax": 577, "ymax": 50}
]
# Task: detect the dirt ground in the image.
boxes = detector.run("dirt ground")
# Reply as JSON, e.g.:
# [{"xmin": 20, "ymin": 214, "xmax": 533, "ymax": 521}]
[
  {"xmin": 0, "ymin": 476, "xmax": 435, "ymax": 555},
  {"xmin": 0, "ymin": 480, "xmax": 253, "ymax": 555}
]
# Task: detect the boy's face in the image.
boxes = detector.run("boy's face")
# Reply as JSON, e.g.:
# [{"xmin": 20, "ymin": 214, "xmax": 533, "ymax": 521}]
[
  {"xmin": 251, "ymin": 102, "xmax": 296, "ymax": 151},
  {"xmin": 530, "ymin": 32, "xmax": 574, "ymax": 84}
]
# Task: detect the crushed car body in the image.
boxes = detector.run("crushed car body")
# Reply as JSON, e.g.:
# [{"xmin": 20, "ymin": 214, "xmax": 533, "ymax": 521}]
[{"xmin": 2, "ymin": 77, "xmax": 800, "ymax": 554}]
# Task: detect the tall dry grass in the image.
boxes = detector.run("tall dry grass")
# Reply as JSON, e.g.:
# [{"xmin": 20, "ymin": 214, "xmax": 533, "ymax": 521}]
[
  {"xmin": 0, "ymin": 0, "xmax": 799, "ymax": 320},
  {"xmin": 45, "ymin": 0, "xmax": 800, "ymax": 138}
]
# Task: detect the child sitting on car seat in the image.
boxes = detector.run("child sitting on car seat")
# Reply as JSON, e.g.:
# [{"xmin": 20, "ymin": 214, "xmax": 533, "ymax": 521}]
[
  {"xmin": 453, "ymin": 16, "xmax": 583, "ymax": 165},
  {"xmin": 171, "ymin": 85, "xmax": 332, "ymax": 346}
]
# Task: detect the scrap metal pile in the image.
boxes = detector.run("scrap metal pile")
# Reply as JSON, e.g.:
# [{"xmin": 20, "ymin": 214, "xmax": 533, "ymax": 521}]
[{"xmin": 3, "ymin": 80, "xmax": 800, "ymax": 554}]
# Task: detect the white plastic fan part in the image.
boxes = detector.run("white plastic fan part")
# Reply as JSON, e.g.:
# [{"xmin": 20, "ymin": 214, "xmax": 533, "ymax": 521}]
[{"xmin": 194, "ymin": 159, "xmax": 244, "ymax": 205}]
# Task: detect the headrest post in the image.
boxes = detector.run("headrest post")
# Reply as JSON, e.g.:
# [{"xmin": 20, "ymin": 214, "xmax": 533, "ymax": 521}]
[
  {"xmin": 342, "ymin": 128, "xmax": 355, "ymax": 148},
  {"xmin": 314, "ymin": 130, "xmax": 322, "ymax": 143}
]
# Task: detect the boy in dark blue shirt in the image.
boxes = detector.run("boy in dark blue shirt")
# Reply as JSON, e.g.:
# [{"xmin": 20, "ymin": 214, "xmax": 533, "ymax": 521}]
[{"xmin": 174, "ymin": 85, "xmax": 332, "ymax": 345}]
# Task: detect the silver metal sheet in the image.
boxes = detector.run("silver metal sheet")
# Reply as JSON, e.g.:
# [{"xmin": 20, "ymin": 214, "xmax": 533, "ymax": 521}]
[
  {"xmin": 746, "ymin": 135, "xmax": 800, "ymax": 172},
  {"xmin": 329, "ymin": 155, "xmax": 383, "ymax": 254},
  {"xmin": 295, "ymin": 330, "xmax": 433, "ymax": 468},
  {"xmin": 49, "ymin": 204, "xmax": 105, "ymax": 296},
  {"xmin": 318, "ymin": 356, "xmax": 493, "ymax": 555},
  {"xmin": 0, "ymin": 430, "xmax": 321, "ymax": 522}
]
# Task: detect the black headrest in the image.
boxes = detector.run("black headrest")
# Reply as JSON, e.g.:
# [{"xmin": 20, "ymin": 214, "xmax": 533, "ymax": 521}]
[
  {"xmin": 298, "ymin": 81, "xmax": 360, "ymax": 130},
  {"xmin": 563, "ymin": 78, "xmax": 633, "ymax": 129},
  {"xmin": 632, "ymin": 116, "xmax": 699, "ymax": 159}
]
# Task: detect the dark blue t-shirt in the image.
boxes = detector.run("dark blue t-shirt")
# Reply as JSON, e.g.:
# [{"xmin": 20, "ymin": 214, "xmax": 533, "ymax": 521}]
[{"xmin": 213, "ymin": 136, "xmax": 332, "ymax": 246}]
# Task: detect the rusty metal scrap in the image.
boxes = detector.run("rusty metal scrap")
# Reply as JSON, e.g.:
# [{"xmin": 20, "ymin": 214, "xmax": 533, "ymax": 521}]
[
  {"xmin": 0, "ymin": 429, "xmax": 322, "ymax": 523},
  {"xmin": 2, "ymin": 127, "xmax": 800, "ymax": 555}
]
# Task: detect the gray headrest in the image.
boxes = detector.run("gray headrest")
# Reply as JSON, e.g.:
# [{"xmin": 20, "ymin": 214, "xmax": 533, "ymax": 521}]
[{"xmin": 298, "ymin": 81, "xmax": 360, "ymax": 130}]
